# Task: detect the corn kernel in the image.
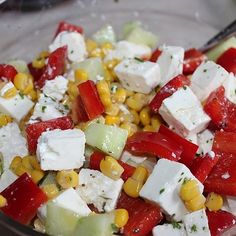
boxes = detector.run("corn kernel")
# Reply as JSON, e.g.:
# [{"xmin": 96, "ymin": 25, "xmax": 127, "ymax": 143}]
[
  {"xmin": 101, "ymin": 43, "xmax": 113, "ymax": 55},
  {"xmin": 126, "ymin": 97, "xmax": 144, "ymax": 111},
  {"xmin": 105, "ymin": 59, "xmax": 120, "ymax": 71},
  {"xmin": 31, "ymin": 169, "xmax": 45, "ymax": 184},
  {"xmin": 151, "ymin": 116, "xmax": 162, "ymax": 130},
  {"xmin": 0, "ymin": 114, "xmax": 12, "ymax": 127},
  {"xmin": 143, "ymin": 125, "xmax": 155, "ymax": 132},
  {"xmin": 29, "ymin": 90, "xmax": 37, "ymax": 101},
  {"xmin": 115, "ymin": 209, "xmax": 129, "ymax": 228},
  {"xmin": 205, "ymin": 192, "xmax": 223, "ymax": 211},
  {"xmin": 0, "ymin": 195, "xmax": 7, "ymax": 208},
  {"xmin": 132, "ymin": 166, "xmax": 148, "ymax": 183},
  {"xmin": 1, "ymin": 84, "xmax": 17, "ymax": 98},
  {"xmin": 180, "ymin": 179, "xmax": 201, "ymax": 202},
  {"xmin": 185, "ymin": 194, "xmax": 206, "ymax": 212},
  {"xmin": 104, "ymin": 67, "xmax": 114, "ymax": 82},
  {"xmin": 22, "ymin": 156, "xmax": 33, "ymax": 170},
  {"xmin": 68, "ymin": 82, "xmax": 79, "ymax": 99},
  {"xmin": 29, "ymin": 155, "xmax": 41, "ymax": 170},
  {"xmin": 86, "ymin": 39, "xmax": 98, "ymax": 53},
  {"xmin": 105, "ymin": 104, "xmax": 120, "ymax": 116},
  {"xmin": 100, "ymin": 156, "xmax": 124, "ymax": 180},
  {"xmin": 120, "ymin": 122, "xmax": 138, "ymax": 137},
  {"xmin": 32, "ymin": 57, "xmax": 45, "ymax": 69},
  {"xmin": 105, "ymin": 115, "xmax": 120, "ymax": 126},
  {"xmin": 100, "ymin": 94, "xmax": 112, "ymax": 108},
  {"xmin": 56, "ymin": 170, "xmax": 78, "ymax": 189},
  {"xmin": 119, "ymin": 112, "xmax": 134, "ymax": 123},
  {"xmin": 41, "ymin": 184, "xmax": 59, "ymax": 199},
  {"xmin": 97, "ymin": 80, "xmax": 110, "ymax": 95},
  {"xmin": 14, "ymin": 73, "xmax": 34, "ymax": 95},
  {"xmin": 90, "ymin": 48, "xmax": 103, "ymax": 58},
  {"xmin": 130, "ymin": 110, "xmax": 140, "ymax": 125},
  {"xmin": 74, "ymin": 69, "xmax": 88, "ymax": 83},
  {"xmin": 123, "ymin": 178, "xmax": 143, "ymax": 198},
  {"xmin": 140, "ymin": 107, "xmax": 151, "ymax": 126},
  {"xmin": 39, "ymin": 51, "xmax": 49, "ymax": 58},
  {"xmin": 114, "ymin": 88, "xmax": 127, "ymax": 103},
  {"xmin": 10, "ymin": 156, "xmax": 22, "ymax": 172},
  {"xmin": 14, "ymin": 165, "xmax": 29, "ymax": 176}
]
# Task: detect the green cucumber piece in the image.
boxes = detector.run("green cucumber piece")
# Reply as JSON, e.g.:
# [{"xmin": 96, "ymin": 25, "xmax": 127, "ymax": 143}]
[
  {"xmin": 92, "ymin": 25, "xmax": 116, "ymax": 45},
  {"xmin": 206, "ymin": 36, "xmax": 236, "ymax": 61},
  {"xmin": 40, "ymin": 172, "xmax": 58, "ymax": 187},
  {"xmin": 46, "ymin": 201, "xmax": 80, "ymax": 236},
  {"xmin": 73, "ymin": 213, "xmax": 115, "ymax": 236},
  {"xmin": 84, "ymin": 123, "xmax": 128, "ymax": 159},
  {"xmin": 72, "ymin": 58, "xmax": 104, "ymax": 82},
  {"xmin": 7, "ymin": 59, "xmax": 29, "ymax": 74},
  {"xmin": 122, "ymin": 21, "xmax": 142, "ymax": 38}
]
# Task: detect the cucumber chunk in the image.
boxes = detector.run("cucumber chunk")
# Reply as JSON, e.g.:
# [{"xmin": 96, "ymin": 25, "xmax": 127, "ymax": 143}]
[
  {"xmin": 40, "ymin": 172, "xmax": 57, "ymax": 187},
  {"xmin": 92, "ymin": 25, "xmax": 116, "ymax": 45},
  {"xmin": 84, "ymin": 123, "xmax": 128, "ymax": 159},
  {"xmin": 122, "ymin": 21, "xmax": 142, "ymax": 38},
  {"xmin": 7, "ymin": 59, "xmax": 29, "ymax": 74},
  {"xmin": 206, "ymin": 36, "xmax": 236, "ymax": 61}
]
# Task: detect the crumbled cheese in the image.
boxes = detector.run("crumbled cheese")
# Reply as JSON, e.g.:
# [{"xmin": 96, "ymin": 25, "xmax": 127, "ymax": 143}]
[{"xmin": 222, "ymin": 172, "xmax": 230, "ymax": 179}]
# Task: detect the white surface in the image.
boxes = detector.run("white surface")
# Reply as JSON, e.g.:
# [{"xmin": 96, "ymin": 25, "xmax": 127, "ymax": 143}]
[{"xmin": 153, "ymin": 223, "xmax": 187, "ymax": 236}]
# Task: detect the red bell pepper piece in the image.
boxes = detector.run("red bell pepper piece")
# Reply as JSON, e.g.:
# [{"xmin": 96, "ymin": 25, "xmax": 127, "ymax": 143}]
[
  {"xmin": 54, "ymin": 21, "xmax": 83, "ymax": 38},
  {"xmin": 217, "ymin": 47, "xmax": 236, "ymax": 74},
  {"xmin": 71, "ymin": 95, "xmax": 89, "ymax": 123},
  {"xmin": 207, "ymin": 210, "xmax": 236, "ymax": 236},
  {"xmin": 149, "ymin": 48, "xmax": 162, "ymax": 62},
  {"xmin": 117, "ymin": 192, "xmax": 163, "ymax": 236},
  {"xmin": 28, "ymin": 62, "xmax": 46, "ymax": 82},
  {"xmin": 149, "ymin": 74, "xmax": 190, "ymax": 113},
  {"xmin": 0, "ymin": 64, "xmax": 17, "ymax": 82},
  {"xmin": 183, "ymin": 48, "xmax": 207, "ymax": 75},
  {"xmin": 159, "ymin": 125, "xmax": 198, "ymax": 167},
  {"xmin": 1, "ymin": 173, "xmax": 47, "ymax": 225},
  {"xmin": 204, "ymin": 86, "xmax": 236, "ymax": 132},
  {"xmin": 126, "ymin": 131, "xmax": 183, "ymax": 161},
  {"xmin": 26, "ymin": 116, "xmax": 74, "ymax": 154},
  {"xmin": 36, "ymin": 46, "xmax": 67, "ymax": 88},
  {"xmin": 77, "ymin": 80, "xmax": 105, "ymax": 121}
]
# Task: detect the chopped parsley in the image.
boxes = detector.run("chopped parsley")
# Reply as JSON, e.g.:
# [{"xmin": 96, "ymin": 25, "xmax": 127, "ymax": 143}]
[
  {"xmin": 203, "ymin": 69, "xmax": 207, "ymax": 73},
  {"xmin": 183, "ymin": 86, "xmax": 187, "ymax": 90},
  {"xmin": 159, "ymin": 188, "xmax": 165, "ymax": 194},
  {"xmin": 181, "ymin": 172, "xmax": 184, "ymax": 175},
  {"xmin": 190, "ymin": 224, "xmax": 197, "ymax": 232},
  {"xmin": 134, "ymin": 57, "xmax": 144, "ymax": 63},
  {"xmin": 41, "ymin": 105, "xmax": 47, "ymax": 113},
  {"xmin": 202, "ymin": 226, "xmax": 206, "ymax": 231},
  {"xmin": 182, "ymin": 177, "xmax": 190, "ymax": 185},
  {"xmin": 178, "ymin": 178, "xmax": 182, "ymax": 183},
  {"xmin": 63, "ymin": 104, "xmax": 69, "ymax": 110},
  {"xmin": 171, "ymin": 221, "xmax": 182, "ymax": 229},
  {"xmin": 19, "ymin": 92, "xmax": 24, "ymax": 99}
]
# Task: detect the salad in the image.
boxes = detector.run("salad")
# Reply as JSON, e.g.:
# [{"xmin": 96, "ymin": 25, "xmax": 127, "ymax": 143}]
[{"xmin": 0, "ymin": 20, "xmax": 236, "ymax": 236}]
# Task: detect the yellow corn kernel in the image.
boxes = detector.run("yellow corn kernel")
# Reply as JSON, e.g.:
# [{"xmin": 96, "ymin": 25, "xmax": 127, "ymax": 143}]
[
  {"xmin": 140, "ymin": 107, "xmax": 151, "ymax": 126},
  {"xmin": 114, "ymin": 88, "xmax": 127, "ymax": 103},
  {"xmin": 68, "ymin": 82, "xmax": 79, "ymax": 99},
  {"xmin": 14, "ymin": 165, "xmax": 29, "ymax": 176},
  {"xmin": 14, "ymin": 73, "xmax": 34, "ymax": 95},
  {"xmin": 41, "ymin": 184, "xmax": 59, "ymax": 199},
  {"xmin": 100, "ymin": 156, "xmax": 124, "ymax": 180},
  {"xmin": 22, "ymin": 156, "xmax": 33, "ymax": 170},
  {"xmin": 32, "ymin": 57, "xmax": 45, "ymax": 69},
  {"xmin": 101, "ymin": 43, "xmax": 113, "ymax": 55},
  {"xmin": 31, "ymin": 169, "xmax": 45, "ymax": 184},
  {"xmin": 86, "ymin": 39, "xmax": 98, "ymax": 53},
  {"xmin": 132, "ymin": 166, "xmax": 148, "ymax": 183},
  {"xmin": 39, "ymin": 51, "xmax": 49, "ymax": 58},
  {"xmin": 130, "ymin": 110, "xmax": 140, "ymax": 125},
  {"xmin": 119, "ymin": 111, "xmax": 134, "ymax": 123},
  {"xmin": 123, "ymin": 178, "xmax": 143, "ymax": 198},
  {"xmin": 105, "ymin": 59, "xmax": 120, "ymax": 71},
  {"xmin": 104, "ymin": 67, "xmax": 115, "ymax": 82},
  {"xmin": 120, "ymin": 122, "xmax": 138, "ymax": 137},
  {"xmin": 115, "ymin": 209, "xmax": 129, "ymax": 228},
  {"xmin": 0, "ymin": 195, "xmax": 7, "ymax": 208},
  {"xmin": 143, "ymin": 125, "xmax": 155, "ymax": 132},
  {"xmin": 29, "ymin": 155, "xmax": 41, "ymax": 170},
  {"xmin": 90, "ymin": 48, "xmax": 103, "ymax": 58},
  {"xmin": 151, "ymin": 116, "xmax": 162, "ymax": 130},
  {"xmin": 56, "ymin": 170, "xmax": 78, "ymax": 189},
  {"xmin": 10, "ymin": 156, "xmax": 22, "ymax": 172},
  {"xmin": 205, "ymin": 192, "xmax": 223, "ymax": 211},
  {"xmin": 105, "ymin": 104, "xmax": 120, "ymax": 116},
  {"xmin": 100, "ymin": 94, "xmax": 112, "ymax": 108},
  {"xmin": 126, "ymin": 97, "xmax": 144, "ymax": 112},
  {"xmin": 2, "ymin": 86, "xmax": 17, "ymax": 99},
  {"xmin": 29, "ymin": 89, "xmax": 37, "ymax": 101},
  {"xmin": 0, "ymin": 114, "xmax": 12, "ymax": 127},
  {"xmin": 97, "ymin": 80, "xmax": 110, "ymax": 95},
  {"xmin": 74, "ymin": 69, "xmax": 88, "ymax": 83},
  {"xmin": 185, "ymin": 194, "xmax": 206, "ymax": 212},
  {"xmin": 180, "ymin": 179, "xmax": 201, "ymax": 202},
  {"xmin": 105, "ymin": 115, "xmax": 120, "ymax": 125}
]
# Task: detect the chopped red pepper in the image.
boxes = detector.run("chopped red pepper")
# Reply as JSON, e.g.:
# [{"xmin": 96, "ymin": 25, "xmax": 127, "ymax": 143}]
[
  {"xmin": 207, "ymin": 210, "xmax": 236, "ymax": 236},
  {"xmin": 1, "ymin": 173, "xmax": 47, "ymax": 225},
  {"xmin": 217, "ymin": 47, "xmax": 236, "ymax": 74},
  {"xmin": 54, "ymin": 21, "xmax": 83, "ymax": 38},
  {"xmin": 71, "ymin": 95, "xmax": 89, "ymax": 123},
  {"xmin": 117, "ymin": 192, "xmax": 163, "ymax": 236},
  {"xmin": 204, "ymin": 86, "xmax": 236, "ymax": 132},
  {"xmin": 149, "ymin": 49, "xmax": 162, "ymax": 62},
  {"xmin": 126, "ymin": 131, "xmax": 183, "ymax": 161},
  {"xmin": 26, "ymin": 116, "xmax": 74, "ymax": 154},
  {"xmin": 28, "ymin": 62, "xmax": 46, "ymax": 82},
  {"xmin": 159, "ymin": 125, "xmax": 198, "ymax": 167},
  {"xmin": 0, "ymin": 64, "xmax": 17, "ymax": 82},
  {"xmin": 149, "ymin": 74, "xmax": 190, "ymax": 113},
  {"xmin": 36, "ymin": 46, "xmax": 67, "ymax": 88},
  {"xmin": 183, "ymin": 48, "xmax": 207, "ymax": 75}
]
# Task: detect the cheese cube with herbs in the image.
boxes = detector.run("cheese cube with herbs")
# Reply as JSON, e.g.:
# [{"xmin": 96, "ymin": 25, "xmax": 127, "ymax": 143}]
[
  {"xmin": 197, "ymin": 129, "xmax": 214, "ymax": 156},
  {"xmin": 223, "ymin": 72, "xmax": 236, "ymax": 104},
  {"xmin": 157, "ymin": 45, "xmax": 184, "ymax": 85},
  {"xmin": 140, "ymin": 159, "xmax": 204, "ymax": 221},
  {"xmin": 190, "ymin": 61, "xmax": 229, "ymax": 101},
  {"xmin": 36, "ymin": 129, "xmax": 86, "ymax": 170},
  {"xmin": 49, "ymin": 31, "xmax": 87, "ymax": 62},
  {"xmin": 159, "ymin": 86, "xmax": 211, "ymax": 137},
  {"xmin": 77, "ymin": 169, "xmax": 123, "ymax": 212},
  {"xmin": 152, "ymin": 223, "xmax": 187, "ymax": 236},
  {"xmin": 183, "ymin": 209, "xmax": 211, "ymax": 236},
  {"xmin": 0, "ymin": 168, "xmax": 18, "ymax": 192},
  {"xmin": 114, "ymin": 58, "xmax": 160, "ymax": 94}
]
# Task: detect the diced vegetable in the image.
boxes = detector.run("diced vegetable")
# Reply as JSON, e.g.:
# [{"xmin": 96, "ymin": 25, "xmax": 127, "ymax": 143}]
[
  {"xmin": 122, "ymin": 21, "xmax": 142, "ymax": 38},
  {"xmin": 92, "ymin": 25, "xmax": 116, "ymax": 45},
  {"xmin": 8, "ymin": 60, "xmax": 29, "ymax": 74},
  {"xmin": 72, "ymin": 95, "xmax": 89, "ymax": 123},
  {"xmin": 126, "ymin": 131, "xmax": 183, "ymax": 161},
  {"xmin": 54, "ymin": 21, "xmax": 83, "ymax": 37},
  {"xmin": 149, "ymin": 48, "xmax": 162, "ymax": 62},
  {"xmin": 1, "ymin": 173, "xmax": 47, "ymax": 224},
  {"xmin": 0, "ymin": 64, "xmax": 17, "ymax": 82},
  {"xmin": 28, "ymin": 62, "xmax": 45, "ymax": 81},
  {"xmin": 84, "ymin": 123, "xmax": 128, "ymax": 159},
  {"xmin": 40, "ymin": 172, "xmax": 57, "ymax": 187}
]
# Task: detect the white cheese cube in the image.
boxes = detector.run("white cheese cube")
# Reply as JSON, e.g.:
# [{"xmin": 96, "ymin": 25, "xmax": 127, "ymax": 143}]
[
  {"xmin": 140, "ymin": 159, "xmax": 203, "ymax": 221},
  {"xmin": 0, "ymin": 82, "xmax": 15, "ymax": 97},
  {"xmin": 190, "ymin": 61, "xmax": 228, "ymax": 101},
  {"xmin": 0, "ymin": 122, "xmax": 28, "ymax": 170},
  {"xmin": 183, "ymin": 209, "xmax": 211, "ymax": 236},
  {"xmin": 223, "ymin": 72, "xmax": 236, "ymax": 104},
  {"xmin": 159, "ymin": 86, "xmax": 211, "ymax": 137},
  {"xmin": 114, "ymin": 58, "xmax": 160, "ymax": 94},
  {"xmin": 0, "ymin": 83, "xmax": 34, "ymax": 122},
  {"xmin": 49, "ymin": 31, "xmax": 87, "ymax": 62},
  {"xmin": 42, "ymin": 75, "xmax": 68, "ymax": 101},
  {"xmin": 186, "ymin": 133, "xmax": 198, "ymax": 145},
  {"xmin": 197, "ymin": 129, "xmax": 214, "ymax": 155},
  {"xmin": 77, "ymin": 169, "xmax": 123, "ymax": 212},
  {"xmin": 37, "ymin": 129, "xmax": 86, "ymax": 170},
  {"xmin": 157, "ymin": 45, "xmax": 184, "ymax": 85},
  {"xmin": 0, "ymin": 168, "xmax": 18, "ymax": 192},
  {"xmin": 29, "ymin": 94, "xmax": 68, "ymax": 123},
  {"xmin": 121, "ymin": 151, "xmax": 147, "ymax": 165},
  {"xmin": 104, "ymin": 40, "xmax": 151, "ymax": 62},
  {"xmin": 152, "ymin": 224, "xmax": 187, "ymax": 236}
]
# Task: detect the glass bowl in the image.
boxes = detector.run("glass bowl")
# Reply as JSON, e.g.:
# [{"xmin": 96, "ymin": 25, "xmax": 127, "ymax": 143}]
[{"xmin": 0, "ymin": 0, "xmax": 235, "ymax": 235}]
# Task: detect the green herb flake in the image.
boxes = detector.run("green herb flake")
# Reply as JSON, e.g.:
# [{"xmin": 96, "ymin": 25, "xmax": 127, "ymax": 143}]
[
  {"xmin": 134, "ymin": 57, "xmax": 144, "ymax": 63},
  {"xmin": 63, "ymin": 104, "xmax": 69, "ymax": 110},
  {"xmin": 42, "ymin": 106, "xmax": 47, "ymax": 113},
  {"xmin": 171, "ymin": 221, "xmax": 182, "ymax": 229},
  {"xmin": 111, "ymin": 223, "xmax": 119, "ymax": 232},
  {"xmin": 183, "ymin": 86, "xmax": 187, "ymax": 90},
  {"xmin": 202, "ymin": 226, "xmax": 206, "ymax": 231},
  {"xmin": 182, "ymin": 177, "xmax": 190, "ymax": 185},
  {"xmin": 178, "ymin": 178, "xmax": 182, "ymax": 183},
  {"xmin": 190, "ymin": 224, "xmax": 197, "ymax": 232},
  {"xmin": 203, "ymin": 69, "xmax": 207, "ymax": 73},
  {"xmin": 159, "ymin": 188, "xmax": 165, "ymax": 194},
  {"xmin": 19, "ymin": 92, "xmax": 24, "ymax": 99},
  {"xmin": 181, "ymin": 172, "xmax": 184, "ymax": 175}
]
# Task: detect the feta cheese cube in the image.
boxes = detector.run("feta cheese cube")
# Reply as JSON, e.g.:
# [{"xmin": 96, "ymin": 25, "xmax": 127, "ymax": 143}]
[
  {"xmin": 77, "ymin": 169, "xmax": 123, "ymax": 212},
  {"xmin": 0, "ymin": 169, "xmax": 18, "ymax": 192},
  {"xmin": 157, "ymin": 45, "xmax": 184, "ymax": 85},
  {"xmin": 186, "ymin": 133, "xmax": 198, "ymax": 145},
  {"xmin": 49, "ymin": 31, "xmax": 87, "ymax": 62},
  {"xmin": 0, "ymin": 82, "xmax": 34, "ymax": 122},
  {"xmin": 121, "ymin": 151, "xmax": 147, "ymax": 165},
  {"xmin": 42, "ymin": 75, "xmax": 68, "ymax": 101},
  {"xmin": 0, "ymin": 122, "xmax": 28, "ymax": 170},
  {"xmin": 140, "ymin": 159, "xmax": 203, "ymax": 221},
  {"xmin": 159, "ymin": 86, "xmax": 211, "ymax": 137},
  {"xmin": 29, "ymin": 94, "xmax": 68, "ymax": 123},
  {"xmin": 152, "ymin": 223, "xmax": 187, "ymax": 236},
  {"xmin": 37, "ymin": 129, "xmax": 86, "ymax": 170},
  {"xmin": 223, "ymin": 72, "xmax": 236, "ymax": 104},
  {"xmin": 114, "ymin": 58, "xmax": 160, "ymax": 94},
  {"xmin": 183, "ymin": 209, "xmax": 210, "ymax": 236},
  {"xmin": 190, "ymin": 61, "xmax": 228, "ymax": 101},
  {"xmin": 104, "ymin": 40, "xmax": 151, "ymax": 62},
  {"xmin": 197, "ymin": 129, "xmax": 214, "ymax": 155}
]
